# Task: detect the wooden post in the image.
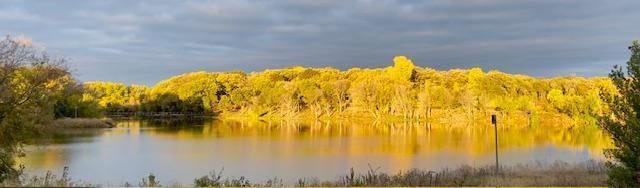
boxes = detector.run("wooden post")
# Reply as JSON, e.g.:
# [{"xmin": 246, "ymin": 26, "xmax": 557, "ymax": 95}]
[
  {"xmin": 491, "ymin": 114, "xmax": 499, "ymax": 174},
  {"xmin": 527, "ymin": 111, "xmax": 532, "ymax": 127}
]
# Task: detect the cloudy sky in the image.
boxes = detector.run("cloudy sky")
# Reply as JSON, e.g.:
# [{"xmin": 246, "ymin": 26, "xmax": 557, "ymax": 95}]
[{"xmin": 1, "ymin": 0, "xmax": 638, "ymax": 85}]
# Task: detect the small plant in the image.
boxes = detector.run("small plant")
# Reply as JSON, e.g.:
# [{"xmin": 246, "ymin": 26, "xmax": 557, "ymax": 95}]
[
  {"xmin": 296, "ymin": 177, "xmax": 319, "ymax": 187},
  {"xmin": 193, "ymin": 168, "xmax": 251, "ymax": 187},
  {"xmin": 139, "ymin": 173, "xmax": 160, "ymax": 187},
  {"xmin": 194, "ymin": 168, "xmax": 224, "ymax": 187},
  {"xmin": 343, "ymin": 167, "xmax": 355, "ymax": 185},
  {"xmin": 224, "ymin": 176, "xmax": 251, "ymax": 187},
  {"xmin": 363, "ymin": 164, "xmax": 386, "ymax": 185},
  {"xmin": 296, "ymin": 178, "xmax": 306, "ymax": 187},
  {"xmin": 264, "ymin": 177, "xmax": 283, "ymax": 187}
]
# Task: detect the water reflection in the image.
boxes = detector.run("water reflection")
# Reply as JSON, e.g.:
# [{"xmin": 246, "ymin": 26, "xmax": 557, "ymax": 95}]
[{"xmin": 21, "ymin": 118, "xmax": 611, "ymax": 185}]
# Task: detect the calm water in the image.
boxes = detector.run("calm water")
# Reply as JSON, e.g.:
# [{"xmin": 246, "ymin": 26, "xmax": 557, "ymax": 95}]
[{"xmin": 21, "ymin": 118, "xmax": 611, "ymax": 185}]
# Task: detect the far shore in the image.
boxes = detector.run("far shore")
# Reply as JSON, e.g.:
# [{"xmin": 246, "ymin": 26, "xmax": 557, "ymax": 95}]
[{"xmin": 48, "ymin": 118, "xmax": 115, "ymax": 128}]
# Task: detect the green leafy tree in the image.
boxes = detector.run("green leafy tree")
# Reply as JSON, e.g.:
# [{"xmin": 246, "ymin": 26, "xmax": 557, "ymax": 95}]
[
  {"xmin": 600, "ymin": 40, "xmax": 640, "ymax": 187},
  {"xmin": 53, "ymin": 78, "xmax": 102, "ymax": 118},
  {"xmin": 0, "ymin": 37, "xmax": 69, "ymax": 183}
]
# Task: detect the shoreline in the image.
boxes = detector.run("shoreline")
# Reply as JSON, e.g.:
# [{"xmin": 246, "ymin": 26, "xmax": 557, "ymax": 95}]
[{"xmin": 47, "ymin": 118, "xmax": 115, "ymax": 128}]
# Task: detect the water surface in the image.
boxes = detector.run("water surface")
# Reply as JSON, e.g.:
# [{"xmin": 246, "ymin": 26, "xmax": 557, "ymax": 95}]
[{"xmin": 22, "ymin": 118, "xmax": 611, "ymax": 185}]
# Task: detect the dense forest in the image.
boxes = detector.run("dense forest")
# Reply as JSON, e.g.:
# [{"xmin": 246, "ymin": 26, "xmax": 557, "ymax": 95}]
[{"xmin": 72, "ymin": 56, "xmax": 615, "ymax": 125}]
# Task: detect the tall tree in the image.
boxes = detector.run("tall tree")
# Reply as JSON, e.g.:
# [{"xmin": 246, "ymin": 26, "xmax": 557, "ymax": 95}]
[
  {"xmin": 600, "ymin": 40, "xmax": 640, "ymax": 187},
  {"xmin": 0, "ymin": 36, "xmax": 69, "ymax": 183}
]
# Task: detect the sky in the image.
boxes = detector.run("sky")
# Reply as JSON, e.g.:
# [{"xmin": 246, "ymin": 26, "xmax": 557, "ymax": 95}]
[{"xmin": 1, "ymin": 0, "xmax": 639, "ymax": 85}]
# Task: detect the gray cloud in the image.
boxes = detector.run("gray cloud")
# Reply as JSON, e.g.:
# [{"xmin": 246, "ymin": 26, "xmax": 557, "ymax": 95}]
[{"xmin": 0, "ymin": 0, "xmax": 638, "ymax": 85}]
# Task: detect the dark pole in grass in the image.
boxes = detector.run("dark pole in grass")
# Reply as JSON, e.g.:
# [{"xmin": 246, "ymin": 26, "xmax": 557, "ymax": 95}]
[
  {"xmin": 491, "ymin": 114, "xmax": 499, "ymax": 174},
  {"xmin": 527, "ymin": 110, "xmax": 532, "ymax": 127}
]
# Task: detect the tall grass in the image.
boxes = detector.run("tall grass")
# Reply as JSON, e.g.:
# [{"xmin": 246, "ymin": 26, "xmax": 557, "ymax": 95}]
[
  {"xmin": 4, "ymin": 160, "xmax": 607, "ymax": 187},
  {"xmin": 189, "ymin": 160, "xmax": 606, "ymax": 187},
  {"xmin": 1, "ymin": 167, "xmax": 93, "ymax": 187},
  {"xmin": 309, "ymin": 160, "xmax": 607, "ymax": 187}
]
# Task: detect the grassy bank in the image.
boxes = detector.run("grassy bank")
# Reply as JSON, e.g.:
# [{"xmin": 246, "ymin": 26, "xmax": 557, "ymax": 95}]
[
  {"xmin": 6, "ymin": 160, "xmax": 607, "ymax": 187},
  {"xmin": 47, "ymin": 118, "xmax": 115, "ymax": 128}
]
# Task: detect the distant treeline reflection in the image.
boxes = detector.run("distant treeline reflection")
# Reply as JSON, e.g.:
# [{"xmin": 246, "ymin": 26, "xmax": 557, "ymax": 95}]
[{"xmin": 104, "ymin": 118, "xmax": 611, "ymax": 157}]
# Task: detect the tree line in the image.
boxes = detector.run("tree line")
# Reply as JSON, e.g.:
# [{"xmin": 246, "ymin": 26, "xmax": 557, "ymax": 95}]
[{"xmin": 77, "ymin": 56, "xmax": 614, "ymax": 124}]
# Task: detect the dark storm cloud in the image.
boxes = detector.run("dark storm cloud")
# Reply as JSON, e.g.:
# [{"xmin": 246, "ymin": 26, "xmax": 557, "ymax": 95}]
[{"xmin": 1, "ymin": 0, "xmax": 638, "ymax": 85}]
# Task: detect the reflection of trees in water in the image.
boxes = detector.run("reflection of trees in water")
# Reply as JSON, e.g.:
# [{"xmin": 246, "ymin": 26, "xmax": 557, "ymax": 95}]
[
  {"xmin": 122, "ymin": 118, "xmax": 611, "ymax": 158},
  {"xmin": 113, "ymin": 117, "xmax": 208, "ymax": 127},
  {"xmin": 29, "ymin": 117, "xmax": 211, "ymax": 145},
  {"xmin": 35, "ymin": 129, "xmax": 103, "ymax": 145},
  {"xmin": 143, "ymin": 117, "xmax": 208, "ymax": 127},
  {"xmin": 20, "ymin": 129, "xmax": 108, "ymax": 172},
  {"xmin": 19, "ymin": 146, "xmax": 71, "ymax": 172}
]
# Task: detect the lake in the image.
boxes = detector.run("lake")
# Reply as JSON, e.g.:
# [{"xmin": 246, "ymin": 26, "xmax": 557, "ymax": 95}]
[{"xmin": 21, "ymin": 118, "xmax": 611, "ymax": 185}]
